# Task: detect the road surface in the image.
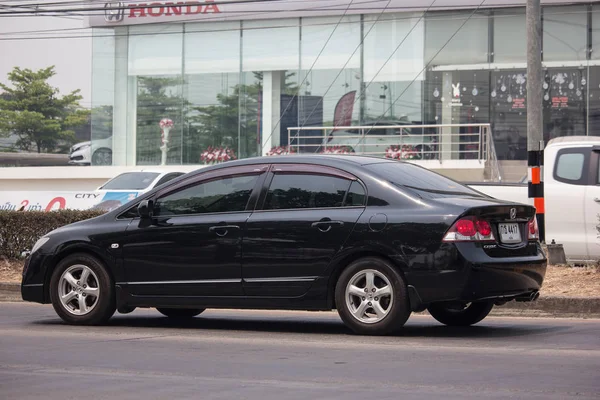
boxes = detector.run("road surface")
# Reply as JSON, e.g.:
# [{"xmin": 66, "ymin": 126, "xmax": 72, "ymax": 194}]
[{"xmin": 0, "ymin": 303, "xmax": 598, "ymax": 399}]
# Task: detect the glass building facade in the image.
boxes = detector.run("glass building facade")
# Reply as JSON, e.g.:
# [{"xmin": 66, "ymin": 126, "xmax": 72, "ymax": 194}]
[{"xmin": 91, "ymin": 3, "xmax": 600, "ymax": 166}]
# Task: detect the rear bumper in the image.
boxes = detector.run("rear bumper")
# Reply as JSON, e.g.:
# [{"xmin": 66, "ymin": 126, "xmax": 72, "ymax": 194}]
[{"xmin": 405, "ymin": 241, "xmax": 547, "ymax": 309}]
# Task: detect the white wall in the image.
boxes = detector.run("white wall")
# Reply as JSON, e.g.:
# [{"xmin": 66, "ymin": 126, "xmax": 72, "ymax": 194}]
[{"xmin": 0, "ymin": 165, "xmax": 202, "ymax": 191}]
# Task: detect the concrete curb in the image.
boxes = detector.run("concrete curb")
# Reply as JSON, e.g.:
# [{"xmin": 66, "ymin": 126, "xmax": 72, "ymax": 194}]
[
  {"xmin": 1, "ymin": 281, "xmax": 599, "ymax": 318},
  {"xmin": 0, "ymin": 282, "xmax": 21, "ymax": 302}
]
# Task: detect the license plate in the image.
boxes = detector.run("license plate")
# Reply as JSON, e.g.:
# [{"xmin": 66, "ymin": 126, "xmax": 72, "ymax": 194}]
[{"xmin": 498, "ymin": 223, "xmax": 521, "ymax": 243}]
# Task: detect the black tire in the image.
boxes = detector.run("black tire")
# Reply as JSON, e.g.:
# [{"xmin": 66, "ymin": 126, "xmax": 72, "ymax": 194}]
[
  {"xmin": 335, "ymin": 257, "xmax": 410, "ymax": 335},
  {"xmin": 427, "ymin": 301, "xmax": 494, "ymax": 326},
  {"xmin": 49, "ymin": 253, "xmax": 116, "ymax": 325},
  {"xmin": 156, "ymin": 308, "xmax": 205, "ymax": 319},
  {"xmin": 92, "ymin": 148, "xmax": 112, "ymax": 165}
]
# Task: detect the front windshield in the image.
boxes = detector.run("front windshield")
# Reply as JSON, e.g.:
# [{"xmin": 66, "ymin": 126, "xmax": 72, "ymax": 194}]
[
  {"xmin": 101, "ymin": 172, "xmax": 160, "ymax": 190},
  {"xmin": 365, "ymin": 162, "xmax": 486, "ymax": 199}
]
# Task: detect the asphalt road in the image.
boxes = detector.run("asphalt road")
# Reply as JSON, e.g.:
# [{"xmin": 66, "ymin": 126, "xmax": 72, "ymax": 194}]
[{"xmin": 0, "ymin": 303, "xmax": 599, "ymax": 400}]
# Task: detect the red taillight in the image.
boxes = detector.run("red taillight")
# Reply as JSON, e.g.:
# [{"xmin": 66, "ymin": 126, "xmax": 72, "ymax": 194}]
[
  {"xmin": 528, "ymin": 216, "xmax": 539, "ymax": 240},
  {"xmin": 476, "ymin": 220, "xmax": 492, "ymax": 236},
  {"xmin": 456, "ymin": 219, "xmax": 476, "ymax": 236},
  {"xmin": 443, "ymin": 217, "xmax": 495, "ymax": 242}
]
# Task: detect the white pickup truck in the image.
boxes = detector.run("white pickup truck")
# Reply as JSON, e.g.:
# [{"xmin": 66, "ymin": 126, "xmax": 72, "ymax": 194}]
[{"xmin": 467, "ymin": 136, "xmax": 600, "ymax": 262}]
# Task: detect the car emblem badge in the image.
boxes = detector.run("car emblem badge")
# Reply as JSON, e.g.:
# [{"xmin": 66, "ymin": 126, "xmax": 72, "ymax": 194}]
[{"xmin": 510, "ymin": 208, "xmax": 517, "ymax": 220}]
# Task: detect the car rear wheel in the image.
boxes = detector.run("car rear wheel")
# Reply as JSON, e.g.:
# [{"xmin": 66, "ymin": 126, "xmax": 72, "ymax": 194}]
[
  {"xmin": 427, "ymin": 301, "xmax": 494, "ymax": 326},
  {"xmin": 335, "ymin": 257, "xmax": 410, "ymax": 335},
  {"xmin": 156, "ymin": 308, "xmax": 205, "ymax": 319},
  {"xmin": 49, "ymin": 253, "xmax": 116, "ymax": 325}
]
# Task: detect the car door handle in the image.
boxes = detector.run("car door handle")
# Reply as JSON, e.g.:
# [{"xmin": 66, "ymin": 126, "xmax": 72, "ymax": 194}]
[
  {"xmin": 208, "ymin": 225, "xmax": 240, "ymax": 237},
  {"xmin": 595, "ymin": 198, "xmax": 600, "ymax": 203},
  {"xmin": 311, "ymin": 220, "xmax": 344, "ymax": 232}
]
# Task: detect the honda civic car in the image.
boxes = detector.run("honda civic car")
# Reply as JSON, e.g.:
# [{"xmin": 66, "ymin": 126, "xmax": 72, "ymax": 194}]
[{"xmin": 21, "ymin": 155, "xmax": 546, "ymax": 335}]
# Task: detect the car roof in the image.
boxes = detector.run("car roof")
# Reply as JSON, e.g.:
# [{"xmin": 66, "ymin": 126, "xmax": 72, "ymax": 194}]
[
  {"xmin": 114, "ymin": 169, "xmax": 186, "ymax": 175},
  {"xmin": 179, "ymin": 154, "xmax": 398, "ymax": 179},
  {"xmin": 203, "ymin": 154, "xmax": 396, "ymax": 168},
  {"xmin": 547, "ymin": 136, "xmax": 600, "ymax": 147}
]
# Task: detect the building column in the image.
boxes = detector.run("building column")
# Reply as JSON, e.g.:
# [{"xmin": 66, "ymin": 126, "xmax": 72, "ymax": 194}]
[
  {"xmin": 261, "ymin": 71, "xmax": 283, "ymax": 155},
  {"xmin": 112, "ymin": 27, "xmax": 130, "ymax": 166}
]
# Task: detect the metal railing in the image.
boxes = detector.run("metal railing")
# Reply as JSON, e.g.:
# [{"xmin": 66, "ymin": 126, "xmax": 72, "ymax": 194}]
[{"xmin": 287, "ymin": 123, "xmax": 500, "ymax": 176}]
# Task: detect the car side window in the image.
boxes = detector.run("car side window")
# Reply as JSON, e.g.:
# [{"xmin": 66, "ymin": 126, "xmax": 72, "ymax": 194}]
[
  {"xmin": 554, "ymin": 150, "xmax": 586, "ymax": 184},
  {"xmin": 154, "ymin": 173, "xmax": 184, "ymax": 188},
  {"xmin": 344, "ymin": 181, "xmax": 366, "ymax": 206},
  {"xmin": 264, "ymin": 174, "xmax": 352, "ymax": 210},
  {"xmin": 155, "ymin": 174, "xmax": 259, "ymax": 216}
]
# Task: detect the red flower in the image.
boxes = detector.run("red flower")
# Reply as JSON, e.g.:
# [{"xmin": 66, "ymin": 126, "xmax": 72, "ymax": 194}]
[
  {"xmin": 200, "ymin": 146, "xmax": 237, "ymax": 164},
  {"xmin": 321, "ymin": 146, "xmax": 353, "ymax": 154},
  {"xmin": 266, "ymin": 146, "xmax": 296, "ymax": 156},
  {"xmin": 385, "ymin": 145, "xmax": 418, "ymax": 160}
]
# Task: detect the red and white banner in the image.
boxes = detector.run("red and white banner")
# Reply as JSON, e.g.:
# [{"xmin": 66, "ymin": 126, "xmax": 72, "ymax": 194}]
[{"xmin": 0, "ymin": 191, "xmax": 141, "ymax": 213}]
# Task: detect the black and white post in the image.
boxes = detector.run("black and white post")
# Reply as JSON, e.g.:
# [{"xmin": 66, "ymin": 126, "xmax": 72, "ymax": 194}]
[{"xmin": 526, "ymin": 0, "xmax": 545, "ymax": 242}]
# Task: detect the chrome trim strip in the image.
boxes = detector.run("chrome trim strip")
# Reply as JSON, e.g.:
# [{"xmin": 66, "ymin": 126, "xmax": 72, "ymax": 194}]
[
  {"xmin": 22, "ymin": 283, "xmax": 44, "ymax": 287},
  {"xmin": 118, "ymin": 279, "xmax": 241, "ymax": 285},
  {"xmin": 118, "ymin": 277, "xmax": 318, "ymax": 285},
  {"xmin": 243, "ymin": 277, "xmax": 318, "ymax": 283}
]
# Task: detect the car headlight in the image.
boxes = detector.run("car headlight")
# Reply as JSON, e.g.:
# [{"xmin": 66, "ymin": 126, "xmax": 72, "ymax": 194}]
[{"xmin": 31, "ymin": 237, "xmax": 50, "ymax": 254}]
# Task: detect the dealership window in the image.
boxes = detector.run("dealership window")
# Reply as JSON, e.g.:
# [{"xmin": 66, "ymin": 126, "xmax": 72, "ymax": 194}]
[
  {"xmin": 128, "ymin": 24, "xmax": 184, "ymax": 166},
  {"xmin": 297, "ymin": 16, "xmax": 361, "ymax": 153},
  {"xmin": 241, "ymin": 19, "xmax": 300, "ymax": 156},
  {"xmin": 543, "ymin": 6, "xmax": 587, "ymax": 62},
  {"xmin": 184, "ymin": 21, "xmax": 241, "ymax": 163},
  {"xmin": 363, "ymin": 13, "xmax": 424, "ymax": 123},
  {"xmin": 493, "ymin": 8, "xmax": 527, "ymax": 63},
  {"xmin": 542, "ymin": 68, "xmax": 587, "ymax": 142},
  {"xmin": 425, "ymin": 11, "xmax": 489, "ymax": 66},
  {"xmin": 592, "ymin": 5, "xmax": 600, "ymax": 60}
]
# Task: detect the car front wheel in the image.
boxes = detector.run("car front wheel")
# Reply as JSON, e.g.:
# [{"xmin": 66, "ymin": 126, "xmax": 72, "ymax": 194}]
[
  {"xmin": 156, "ymin": 308, "xmax": 205, "ymax": 319},
  {"xmin": 49, "ymin": 253, "xmax": 116, "ymax": 325},
  {"xmin": 335, "ymin": 257, "xmax": 410, "ymax": 335},
  {"xmin": 92, "ymin": 148, "xmax": 112, "ymax": 165},
  {"xmin": 427, "ymin": 301, "xmax": 494, "ymax": 326}
]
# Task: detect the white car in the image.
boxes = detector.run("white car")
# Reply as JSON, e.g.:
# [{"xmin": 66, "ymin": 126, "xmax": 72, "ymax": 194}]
[
  {"xmin": 469, "ymin": 136, "xmax": 600, "ymax": 262},
  {"xmin": 90, "ymin": 169, "xmax": 186, "ymax": 212},
  {"xmin": 326, "ymin": 121, "xmax": 437, "ymax": 158},
  {"xmin": 69, "ymin": 137, "xmax": 113, "ymax": 166}
]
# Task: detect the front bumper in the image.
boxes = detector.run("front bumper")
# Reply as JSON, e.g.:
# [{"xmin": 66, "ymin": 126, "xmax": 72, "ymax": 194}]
[
  {"xmin": 68, "ymin": 147, "xmax": 91, "ymax": 165},
  {"xmin": 21, "ymin": 252, "xmax": 52, "ymax": 304}
]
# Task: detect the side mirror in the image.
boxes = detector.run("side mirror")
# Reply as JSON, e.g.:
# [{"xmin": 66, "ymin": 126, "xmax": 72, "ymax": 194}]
[{"xmin": 137, "ymin": 199, "xmax": 154, "ymax": 219}]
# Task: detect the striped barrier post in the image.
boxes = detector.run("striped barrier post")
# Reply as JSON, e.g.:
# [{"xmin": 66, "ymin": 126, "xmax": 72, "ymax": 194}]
[{"xmin": 528, "ymin": 148, "xmax": 545, "ymax": 243}]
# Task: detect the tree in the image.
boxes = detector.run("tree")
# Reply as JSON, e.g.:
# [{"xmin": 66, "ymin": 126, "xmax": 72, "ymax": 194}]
[{"xmin": 0, "ymin": 66, "xmax": 89, "ymax": 153}]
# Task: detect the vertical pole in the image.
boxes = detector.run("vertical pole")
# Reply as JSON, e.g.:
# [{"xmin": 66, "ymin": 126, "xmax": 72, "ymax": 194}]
[{"xmin": 526, "ymin": 0, "xmax": 545, "ymax": 242}]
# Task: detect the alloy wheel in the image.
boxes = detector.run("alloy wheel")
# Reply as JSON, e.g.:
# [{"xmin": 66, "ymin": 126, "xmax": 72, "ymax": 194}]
[
  {"xmin": 345, "ymin": 269, "xmax": 393, "ymax": 324},
  {"xmin": 58, "ymin": 264, "xmax": 100, "ymax": 316}
]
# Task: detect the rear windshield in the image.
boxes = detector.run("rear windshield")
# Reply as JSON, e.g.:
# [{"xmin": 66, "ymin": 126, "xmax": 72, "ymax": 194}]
[
  {"xmin": 365, "ymin": 162, "xmax": 485, "ymax": 199},
  {"xmin": 101, "ymin": 172, "xmax": 160, "ymax": 190}
]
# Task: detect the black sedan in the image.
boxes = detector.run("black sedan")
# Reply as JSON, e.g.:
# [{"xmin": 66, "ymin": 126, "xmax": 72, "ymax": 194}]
[{"xmin": 21, "ymin": 156, "xmax": 546, "ymax": 335}]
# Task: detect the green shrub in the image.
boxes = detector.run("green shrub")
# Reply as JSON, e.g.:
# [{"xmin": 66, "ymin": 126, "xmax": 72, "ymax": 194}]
[{"xmin": 0, "ymin": 210, "xmax": 105, "ymax": 259}]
